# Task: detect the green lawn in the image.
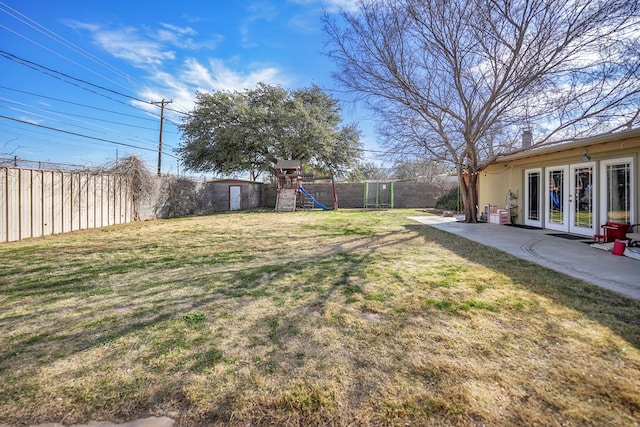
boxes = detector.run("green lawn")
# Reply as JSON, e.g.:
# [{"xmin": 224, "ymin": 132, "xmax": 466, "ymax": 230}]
[{"xmin": 1, "ymin": 209, "xmax": 639, "ymax": 426}]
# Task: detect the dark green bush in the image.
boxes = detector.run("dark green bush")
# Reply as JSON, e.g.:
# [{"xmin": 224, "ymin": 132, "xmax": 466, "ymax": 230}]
[{"xmin": 435, "ymin": 186, "xmax": 463, "ymax": 211}]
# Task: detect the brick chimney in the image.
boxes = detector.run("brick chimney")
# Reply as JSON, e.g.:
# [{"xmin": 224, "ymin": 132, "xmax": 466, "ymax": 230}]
[{"xmin": 522, "ymin": 129, "xmax": 532, "ymax": 148}]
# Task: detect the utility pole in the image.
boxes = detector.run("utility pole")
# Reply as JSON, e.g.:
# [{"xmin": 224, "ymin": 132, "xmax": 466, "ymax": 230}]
[{"xmin": 151, "ymin": 98, "xmax": 172, "ymax": 176}]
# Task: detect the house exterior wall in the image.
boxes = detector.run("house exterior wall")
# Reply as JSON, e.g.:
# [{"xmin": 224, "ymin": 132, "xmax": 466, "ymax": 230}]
[{"xmin": 479, "ymin": 129, "xmax": 640, "ymax": 229}]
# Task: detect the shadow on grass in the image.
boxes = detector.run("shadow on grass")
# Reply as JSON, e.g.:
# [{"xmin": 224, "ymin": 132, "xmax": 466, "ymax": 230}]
[
  {"xmin": 0, "ymin": 218, "xmax": 426, "ymax": 423},
  {"xmin": 403, "ymin": 223, "xmax": 640, "ymax": 349},
  {"xmin": 0, "ymin": 230, "xmax": 385, "ymax": 372},
  {"xmin": 2, "ymin": 214, "xmax": 639, "ymax": 425}
]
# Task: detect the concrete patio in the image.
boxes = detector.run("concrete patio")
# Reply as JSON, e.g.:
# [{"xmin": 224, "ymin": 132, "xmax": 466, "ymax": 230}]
[{"xmin": 409, "ymin": 216, "xmax": 640, "ymax": 300}]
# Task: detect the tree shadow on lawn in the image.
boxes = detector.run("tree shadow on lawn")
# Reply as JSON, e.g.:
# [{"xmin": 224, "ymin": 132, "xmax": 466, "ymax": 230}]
[
  {"xmin": 1, "ymin": 226, "xmax": 399, "ymax": 364},
  {"xmin": 5, "ymin": 222, "xmax": 639, "ymax": 425},
  {"xmin": 0, "ymin": 230, "xmax": 398, "ymax": 421},
  {"xmin": 403, "ymin": 224, "xmax": 640, "ymax": 349}
]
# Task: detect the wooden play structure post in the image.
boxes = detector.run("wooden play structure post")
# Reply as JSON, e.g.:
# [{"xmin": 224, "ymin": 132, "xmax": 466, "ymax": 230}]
[{"xmin": 275, "ymin": 160, "xmax": 301, "ymax": 212}]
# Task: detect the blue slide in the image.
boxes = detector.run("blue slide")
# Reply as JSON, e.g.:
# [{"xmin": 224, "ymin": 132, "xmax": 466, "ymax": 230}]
[
  {"xmin": 550, "ymin": 191, "xmax": 561, "ymax": 209},
  {"xmin": 299, "ymin": 186, "xmax": 328, "ymax": 210}
]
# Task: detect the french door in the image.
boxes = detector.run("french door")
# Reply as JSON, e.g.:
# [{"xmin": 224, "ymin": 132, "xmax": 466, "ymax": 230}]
[
  {"xmin": 543, "ymin": 163, "xmax": 595, "ymax": 235},
  {"xmin": 600, "ymin": 158, "xmax": 634, "ymax": 224},
  {"xmin": 545, "ymin": 166, "xmax": 568, "ymax": 231},
  {"xmin": 569, "ymin": 163, "xmax": 595, "ymax": 236},
  {"xmin": 524, "ymin": 169, "xmax": 542, "ymax": 227}
]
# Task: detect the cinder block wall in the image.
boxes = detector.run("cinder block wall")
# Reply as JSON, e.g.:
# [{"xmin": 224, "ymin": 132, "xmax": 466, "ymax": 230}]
[
  {"xmin": 394, "ymin": 182, "xmax": 439, "ymax": 208},
  {"xmin": 336, "ymin": 183, "xmax": 366, "ymax": 208},
  {"xmin": 141, "ymin": 177, "xmax": 265, "ymax": 219},
  {"xmin": 262, "ymin": 182, "xmax": 440, "ymax": 210}
]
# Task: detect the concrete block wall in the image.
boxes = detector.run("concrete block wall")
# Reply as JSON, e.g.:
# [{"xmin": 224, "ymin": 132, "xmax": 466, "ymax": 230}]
[
  {"xmin": 140, "ymin": 177, "xmax": 265, "ymax": 219},
  {"xmin": 394, "ymin": 182, "xmax": 439, "ymax": 208},
  {"xmin": 262, "ymin": 181, "xmax": 440, "ymax": 210}
]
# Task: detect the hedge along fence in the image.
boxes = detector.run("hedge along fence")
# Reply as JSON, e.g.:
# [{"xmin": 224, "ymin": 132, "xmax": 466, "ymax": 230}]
[{"xmin": 0, "ymin": 167, "xmax": 133, "ymax": 243}]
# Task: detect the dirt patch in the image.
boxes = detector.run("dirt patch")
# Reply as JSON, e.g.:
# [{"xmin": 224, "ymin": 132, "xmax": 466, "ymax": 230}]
[{"xmin": 362, "ymin": 311, "xmax": 382, "ymax": 322}]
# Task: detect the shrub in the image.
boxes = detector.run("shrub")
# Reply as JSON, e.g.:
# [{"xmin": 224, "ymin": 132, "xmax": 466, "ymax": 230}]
[{"xmin": 435, "ymin": 186, "xmax": 463, "ymax": 211}]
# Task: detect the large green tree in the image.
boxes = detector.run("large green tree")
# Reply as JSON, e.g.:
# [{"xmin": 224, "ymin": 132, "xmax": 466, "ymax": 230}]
[{"xmin": 178, "ymin": 83, "xmax": 362, "ymax": 181}]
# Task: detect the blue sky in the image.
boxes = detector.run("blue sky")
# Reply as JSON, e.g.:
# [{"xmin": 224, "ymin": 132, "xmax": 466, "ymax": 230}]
[{"xmin": 0, "ymin": 0, "xmax": 379, "ymax": 177}]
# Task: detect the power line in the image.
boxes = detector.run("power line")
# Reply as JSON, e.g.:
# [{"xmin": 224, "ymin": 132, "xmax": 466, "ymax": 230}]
[
  {"xmin": 0, "ymin": 52, "xmax": 147, "ymax": 115},
  {"xmin": 0, "ymin": 49, "xmax": 149, "ymax": 104},
  {"xmin": 0, "ymin": 100, "xmax": 174, "ymax": 151},
  {"xmin": 0, "ymin": 23, "xmax": 145, "ymax": 101},
  {"xmin": 0, "ymin": 114, "xmax": 178, "ymax": 158},
  {"xmin": 0, "ymin": 85, "xmax": 162, "ymax": 123},
  {"xmin": 0, "ymin": 2, "xmax": 196, "ymax": 121},
  {"xmin": 0, "ymin": 2, "xmax": 150, "ymax": 95},
  {"xmin": 0, "ymin": 120, "xmax": 156, "ymax": 155},
  {"xmin": 0, "ymin": 49, "xmax": 192, "ymax": 128},
  {"xmin": 0, "ymin": 94, "xmax": 176, "ymax": 135},
  {"xmin": 0, "ymin": 50, "xmax": 188, "ymax": 131}
]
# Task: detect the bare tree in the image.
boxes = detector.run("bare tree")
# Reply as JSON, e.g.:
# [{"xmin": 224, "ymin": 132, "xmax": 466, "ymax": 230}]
[
  {"xmin": 392, "ymin": 158, "xmax": 453, "ymax": 195},
  {"xmin": 109, "ymin": 156, "xmax": 155, "ymax": 221},
  {"xmin": 324, "ymin": 0, "xmax": 640, "ymax": 221},
  {"xmin": 347, "ymin": 160, "xmax": 389, "ymax": 182}
]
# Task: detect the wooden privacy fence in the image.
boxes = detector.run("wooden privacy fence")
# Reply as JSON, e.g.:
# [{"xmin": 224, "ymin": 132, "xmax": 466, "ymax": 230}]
[{"xmin": 1, "ymin": 167, "xmax": 133, "ymax": 243}]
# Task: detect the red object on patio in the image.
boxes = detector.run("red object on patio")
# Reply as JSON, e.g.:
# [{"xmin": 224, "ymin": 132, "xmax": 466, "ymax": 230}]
[
  {"xmin": 612, "ymin": 241, "xmax": 626, "ymax": 256},
  {"xmin": 601, "ymin": 222, "xmax": 630, "ymax": 243}
]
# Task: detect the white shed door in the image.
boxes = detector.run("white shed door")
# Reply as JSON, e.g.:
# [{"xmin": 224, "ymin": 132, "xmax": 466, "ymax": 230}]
[{"xmin": 230, "ymin": 186, "xmax": 241, "ymax": 210}]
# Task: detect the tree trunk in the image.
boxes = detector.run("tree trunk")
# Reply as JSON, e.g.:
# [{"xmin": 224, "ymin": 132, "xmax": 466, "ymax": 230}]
[{"xmin": 460, "ymin": 172, "xmax": 479, "ymax": 223}]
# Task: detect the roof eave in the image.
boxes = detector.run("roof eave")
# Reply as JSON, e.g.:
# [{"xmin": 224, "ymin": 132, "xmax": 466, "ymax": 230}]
[{"xmin": 492, "ymin": 128, "xmax": 640, "ymax": 164}]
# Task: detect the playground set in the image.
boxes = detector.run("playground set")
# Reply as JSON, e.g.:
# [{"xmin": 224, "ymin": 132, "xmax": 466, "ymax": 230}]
[{"xmin": 274, "ymin": 160, "xmax": 338, "ymax": 212}]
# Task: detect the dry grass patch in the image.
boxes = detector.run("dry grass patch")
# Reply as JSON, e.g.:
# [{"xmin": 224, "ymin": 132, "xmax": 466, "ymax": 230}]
[{"xmin": 0, "ymin": 209, "xmax": 639, "ymax": 426}]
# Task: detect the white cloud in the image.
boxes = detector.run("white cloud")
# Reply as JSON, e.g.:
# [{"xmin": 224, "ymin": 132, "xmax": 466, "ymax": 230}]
[
  {"xmin": 156, "ymin": 23, "xmax": 223, "ymax": 50},
  {"xmin": 94, "ymin": 27, "xmax": 176, "ymax": 66},
  {"xmin": 239, "ymin": 2, "xmax": 280, "ymax": 47},
  {"xmin": 67, "ymin": 20, "xmax": 222, "ymax": 67},
  {"xmin": 178, "ymin": 57, "xmax": 287, "ymax": 93},
  {"xmin": 17, "ymin": 115, "xmax": 41, "ymax": 125},
  {"xmin": 181, "ymin": 58, "xmax": 217, "ymax": 90},
  {"xmin": 133, "ymin": 57, "xmax": 290, "ymax": 122},
  {"xmin": 67, "ymin": 20, "xmax": 292, "ymax": 116},
  {"xmin": 289, "ymin": 0, "xmax": 361, "ymax": 13},
  {"xmin": 159, "ymin": 23, "xmax": 197, "ymax": 37},
  {"xmin": 322, "ymin": 0, "xmax": 361, "ymax": 13},
  {"xmin": 67, "ymin": 20, "xmax": 175, "ymax": 66}
]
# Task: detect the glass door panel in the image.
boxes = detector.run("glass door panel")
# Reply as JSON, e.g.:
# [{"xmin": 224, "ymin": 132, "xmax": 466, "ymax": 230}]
[
  {"xmin": 602, "ymin": 160, "xmax": 632, "ymax": 224},
  {"xmin": 524, "ymin": 168, "xmax": 542, "ymax": 227},
  {"xmin": 569, "ymin": 163, "xmax": 595, "ymax": 236},
  {"xmin": 545, "ymin": 166, "xmax": 568, "ymax": 232}
]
